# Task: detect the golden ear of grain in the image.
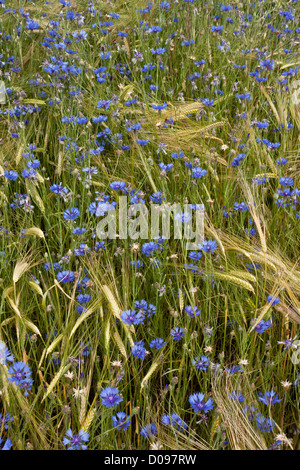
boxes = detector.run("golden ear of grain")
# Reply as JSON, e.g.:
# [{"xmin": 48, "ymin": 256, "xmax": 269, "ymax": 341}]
[
  {"xmin": 101, "ymin": 285, "xmax": 135, "ymax": 345},
  {"xmin": 211, "ymin": 415, "xmax": 222, "ymax": 441},
  {"xmin": 141, "ymin": 360, "xmax": 161, "ymax": 390},
  {"xmin": 254, "ymin": 172, "xmax": 277, "ymax": 179},
  {"xmin": 6, "ymin": 296, "xmax": 22, "ymax": 318},
  {"xmin": 79, "ymin": 388, "xmax": 88, "ymax": 426},
  {"xmin": 240, "ymin": 177, "xmax": 267, "ymax": 254},
  {"xmin": 260, "ymin": 86, "xmax": 281, "ymax": 125},
  {"xmin": 0, "ymin": 190, "xmax": 8, "ymax": 202},
  {"xmin": 69, "ymin": 301, "xmax": 98, "ymax": 339},
  {"xmin": 82, "ymin": 407, "xmax": 96, "ymax": 433},
  {"xmin": 28, "ymin": 280, "xmax": 43, "ymax": 297},
  {"xmin": 23, "ymin": 318, "xmax": 41, "ymax": 337},
  {"xmin": 13, "ymin": 260, "xmax": 30, "ymax": 283},
  {"xmin": 136, "ymin": 147, "xmax": 158, "ymax": 193},
  {"xmin": 23, "ymin": 99, "xmax": 46, "ymax": 105},
  {"xmin": 1, "ymin": 317, "xmax": 14, "ymax": 327},
  {"xmin": 54, "ymin": 279, "xmax": 74, "ymax": 300},
  {"xmin": 57, "ymin": 151, "xmax": 63, "ymax": 176},
  {"xmin": 178, "ymin": 288, "xmax": 184, "ymax": 313},
  {"xmin": 38, "ymin": 334, "xmax": 64, "ymax": 368},
  {"xmin": 16, "ymin": 145, "xmax": 25, "ymax": 166},
  {"xmin": 102, "ymin": 285, "xmax": 122, "ymax": 319},
  {"xmin": 213, "ymin": 272, "xmax": 255, "ymax": 294},
  {"xmin": 3, "ymin": 286, "xmax": 14, "ymax": 298},
  {"xmin": 113, "ymin": 330, "xmax": 127, "ymax": 358},
  {"xmin": 42, "ymin": 363, "xmax": 71, "ymax": 401},
  {"xmin": 25, "ymin": 227, "xmax": 45, "ymax": 239},
  {"xmin": 26, "ymin": 181, "xmax": 45, "ymax": 213},
  {"xmin": 227, "ymin": 270, "xmax": 257, "ymax": 283},
  {"xmin": 123, "ymin": 37, "xmax": 131, "ymax": 59}
]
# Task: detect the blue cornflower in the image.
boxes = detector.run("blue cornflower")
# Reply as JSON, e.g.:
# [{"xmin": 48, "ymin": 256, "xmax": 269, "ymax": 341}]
[
  {"xmin": 253, "ymin": 319, "xmax": 272, "ymax": 334},
  {"xmin": 199, "ymin": 239, "xmax": 218, "ymax": 253},
  {"xmin": 94, "ymin": 241, "xmax": 106, "ymax": 251},
  {"xmin": 233, "ymin": 202, "xmax": 248, "ymax": 212},
  {"xmin": 162, "ymin": 413, "xmax": 188, "ymax": 432},
  {"xmin": 279, "ymin": 177, "xmax": 294, "ymax": 187},
  {"xmin": 258, "ymin": 391, "xmax": 282, "ymax": 406},
  {"xmin": 145, "ymin": 303, "xmax": 157, "ymax": 317},
  {"xmin": 134, "ymin": 298, "xmax": 147, "ymax": 310},
  {"xmin": 171, "ymin": 151, "xmax": 184, "ymax": 159},
  {"xmin": 276, "ymin": 158, "xmax": 287, "ymax": 165},
  {"xmin": 277, "ymin": 336, "xmax": 297, "ymax": 350},
  {"xmin": 152, "ymin": 103, "xmax": 167, "ymax": 110},
  {"xmin": 92, "ymin": 115, "xmax": 107, "ymax": 123},
  {"xmin": 267, "ymin": 296, "xmax": 280, "ymax": 305},
  {"xmin": 97, "ymin": 99, "xmax": 111, "ymax": 109},
  {"xmin": 22, "ymin": 168, "xmax": 37, "ymax": 180},
  {"xmin": 100, "ymin": 387, "xmax": 123, "ymax": 408},
  {"xmin": 229, "ymin": 392, "xmax": 245, "ymax": 402},
  {"xmin": 0, "ymin": 437, "xmax": 13, "ymax": 450},
  {"xmin": 211, "ymin": 25, "xmax": 223, "ymax": 33},
  {"xmin": 7, "ymin": 361, "xmax": 33, "ymax": 396},
  {"xmin": 57, "ymin": 270, "xmax": 75, "ymax": 283},
  {"xmin": 136, "ymin": 139, "xmax": 149, "ymax": 146},
  {"xmin": 202, "ymin": 98, "xmax": 214, "ymax": 107},
  {"xmin": 231, "ymin": 154, "xmax": 246, "ymax": 167},
  {"xmin": 141, "ymin": 241, "xmax": 159, "ymax": 256},
  {"xmin": 192, "ymin": 167, "xmax": 207, "ymax": 178},
  {"xmin": 0, "ymin": 413, "xmax": 13, "ymax": 430},
  {"xmin": 130, "ymin": 260, "xmax": 144, "ymax": 268},
  {"xmin": 77, "ymin": 294, "xmax": 91, "ymax": 304},
  {"xmin": 76, "ymin": 306, "xmax": 87, "ymax": 315},
  {"xmin": 63, "ymin": 207, "xmax": 80, "ymax": 221},
  {"xmin": 181, "ymin": 39, "xmax": 195, "ymax": 46},
  {"xmin": 63, "ymin": 429, "xmax": 89, "ymax": 450},
  {"xmin": 4, "ymin": 170, "xmax": 18, "ymax": 181},
  {"xmin": 126, "ymin": 122, "xmax": 141, "ymax": 132},
  {"xmin": 150, "ymin": 338, "xmax": 166, "ymax": 349},
  {"xmin": 158, "ymin": 162, "xmax": 173, "ymax": 172},
  {"xmin": 73, "ymin": 227, "xmax": 86, "ymax": 235},
  {"xmin": 225, "ymin": 365, "xmax": 242, "ymax": 375},
  {"xmin": 150, "ymin": 191, "xmax": 164, "ymax": 204},
  {"xmin": 185, "ymin": 305, "xmax": 201, "ymax": 318},
  {"xmin": 188, "ymin": 251, "xmax": 203, "ymax": 261},
  {"xmin": 175, "ymin": 212, "xmax": 191, "ymax": 223},
  {"xmin": 121, "ymin": 309, "xmax": 144, "ymax": 325},
  {"xmin": 140, "ymin": 423, "xmax": 157, "ymax": 438},
  {"xmin": 246, "ymin": 228, "xmax": 257, "ymax": 236},
  {"xmin": 50, "ymin": 184, "xmax": 69, "ymax": 196},
  {"xmin": 111, "ymin": 412, "xmax": 131, "ymax": 431},
  {"xmin": 170, "ymin": 326, "xmax": 185, "ymax": 341},
  {"xmin": 26, "ymin": 19, "xmax": 39, "ymax": 30},
  {"xmin": 27, "ymin": 159, "xmax": 40, "ymax": 169},
  {"xmin": 151, "ymin": 47, "xmax": 166, "ymax": 55},
  {"xmin": 188, "ymin": 392, "xmax": 214, "ymax": 414},
  {"xmin": 259, "ymin": 59, "xmax": 274, "ymax": 70},
  {"xmin": 0, "ymin": 341, "xmax": 14, "ymax": 365},
  {"xmin": 131, "ymin": 341, "xmax": 147, "ymax": 360},
  {"xmin": 236, "ymin": 93, "xmax": 251, "ymax": 101},
  {"xmin": 255, "ymin": 413, "xmax": 275, "ymax": 434},
  {"xmin": 192, "ymin": 356, "xmax": 209, "ymax": 371}
]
